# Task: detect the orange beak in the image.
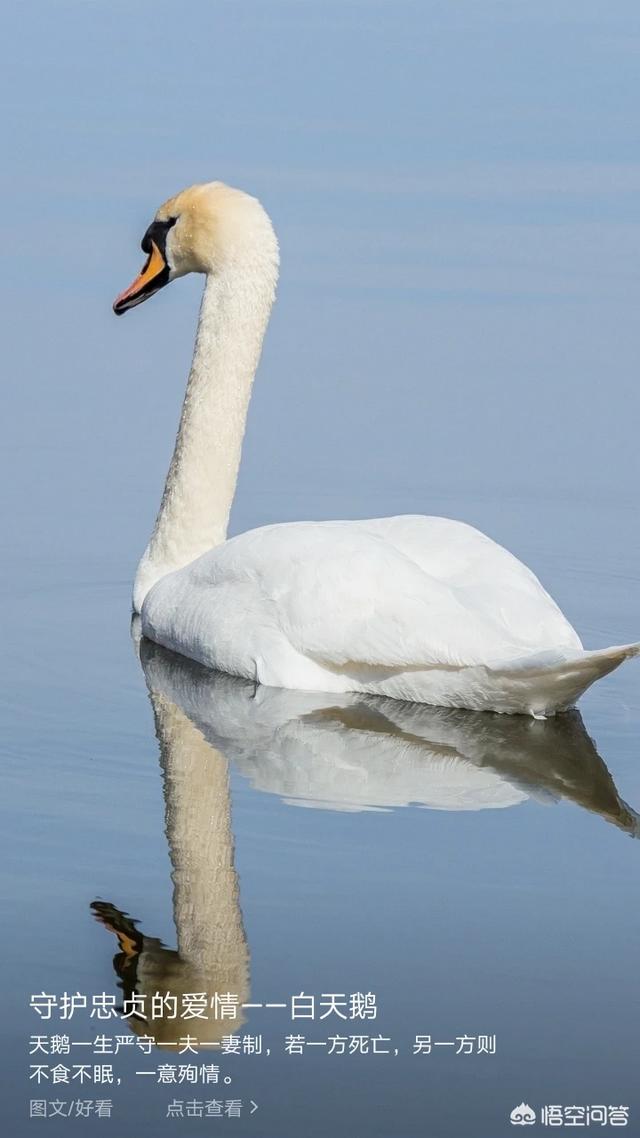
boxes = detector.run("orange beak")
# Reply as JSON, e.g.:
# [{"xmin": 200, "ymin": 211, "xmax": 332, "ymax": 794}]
[{"xmin": 113, "ymin": 240, "xmax": 169, "ymax": 315}]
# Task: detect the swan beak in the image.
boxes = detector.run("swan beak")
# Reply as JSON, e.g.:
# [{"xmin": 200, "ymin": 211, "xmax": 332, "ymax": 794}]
[{"xmin": 113, "ymin": 240, "xmax": 169, "ymax": 315}]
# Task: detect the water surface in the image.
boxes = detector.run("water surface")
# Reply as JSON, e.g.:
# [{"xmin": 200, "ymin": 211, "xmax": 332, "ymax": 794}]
[{"xmin": 3, "ymin": 487, "xmax": 639, "ymax": 1137}]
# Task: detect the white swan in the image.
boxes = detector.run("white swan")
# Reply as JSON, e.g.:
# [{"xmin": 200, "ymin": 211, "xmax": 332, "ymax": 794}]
[{"xmin": 114, "ymin": 181, "xmax": 638, "ymax": 716}]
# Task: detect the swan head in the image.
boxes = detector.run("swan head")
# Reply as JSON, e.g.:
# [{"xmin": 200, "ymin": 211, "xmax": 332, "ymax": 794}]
[{"xmin": 113, "ymin": 181, "xmax": 278, "ymax": 315}]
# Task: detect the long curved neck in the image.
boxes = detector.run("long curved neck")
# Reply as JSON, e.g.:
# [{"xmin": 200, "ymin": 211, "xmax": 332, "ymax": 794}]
[{"xmin": 134, "ymin": 254, "xmax": 276, "ymax": 611}]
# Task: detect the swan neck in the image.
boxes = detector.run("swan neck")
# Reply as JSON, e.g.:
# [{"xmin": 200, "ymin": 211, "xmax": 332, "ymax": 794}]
[{"xmin": 134, "ymin": 251, "xmax": 276, "ymax": 611}]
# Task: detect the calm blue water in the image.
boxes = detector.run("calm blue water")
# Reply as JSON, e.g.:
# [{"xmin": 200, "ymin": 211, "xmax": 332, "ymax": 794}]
[
  {"xmin": 3, "ymin": 488, "xmax": 639, "ymax": 1137},
  {"xmin": 2, "ymin": 3, "xmax": 640, "ymax": 1135}
]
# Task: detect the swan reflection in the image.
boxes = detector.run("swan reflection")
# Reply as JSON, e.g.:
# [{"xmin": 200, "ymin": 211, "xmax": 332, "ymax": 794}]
[
  {"xmin": 138, "ymin": 641, "xmax": 638, "ymax": 826},
  {"xmin": 93, "ymin": 640, "xmax": 638, "ymax": 1046}
]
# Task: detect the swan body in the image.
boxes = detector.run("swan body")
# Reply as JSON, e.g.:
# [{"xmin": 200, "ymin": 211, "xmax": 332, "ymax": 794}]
[
  {"xmin": 114, "ymin": 181, "xmax": 638, "ymax": 716},
  {"xmin": 140, "ymin": 515, "xmax": 638, "ymax": 716}
]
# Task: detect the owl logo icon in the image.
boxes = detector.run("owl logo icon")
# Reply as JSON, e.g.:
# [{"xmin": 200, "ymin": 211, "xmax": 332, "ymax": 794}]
[{"xmin": 510, "ymin": 1103, "xmax": 536, "ymax": 1125}]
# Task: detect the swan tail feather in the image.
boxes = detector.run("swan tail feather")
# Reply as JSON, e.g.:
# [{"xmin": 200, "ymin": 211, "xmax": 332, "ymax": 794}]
[{"xmin": 492, "ymin": 642, "xmax": 640, "ymax": 717}]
